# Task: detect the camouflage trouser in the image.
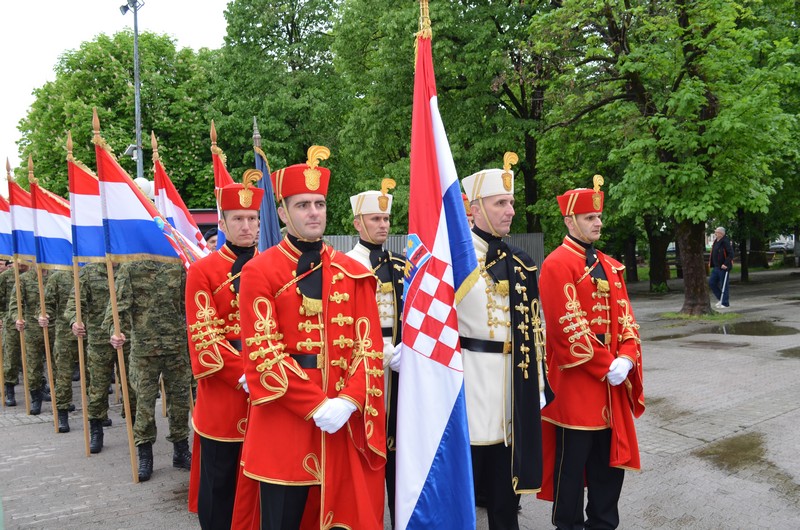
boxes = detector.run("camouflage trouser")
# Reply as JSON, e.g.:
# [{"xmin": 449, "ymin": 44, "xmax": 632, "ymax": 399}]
[
  {"xmin": 54, "ymin": 331, "xmax": 79, "ymax": 411},
  {"xmin": 2, "ymin": 321, "xmax": 21, "ymax": 383},
  {"xmin": 86, "ymin": 342, "xmax": 136, "ymax": 421},
  {"xmin": 23, "ymin": 326, "xmax": 55, "ymax": 392},
  {"xmin": 129, "ymin": 354, "xmax": 191, "ymax": 446}
]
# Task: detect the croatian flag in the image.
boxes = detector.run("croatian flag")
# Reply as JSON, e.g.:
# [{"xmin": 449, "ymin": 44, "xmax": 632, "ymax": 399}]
[
  {"xmin": 30, "ymin": 182, "xmax": 72, "ymax": 269},
  {"xmin": 94, "ymin": 138, "xmax": 193, "ymax": 266},
  {"xmin": 395, "ymin": 30, "xmax": 478, "ymax": 530},
  {"xmin": 0, "ymin": 195, "xmax": 13, "ymax": 259},
  {"xmin": 68, "ymin": 155, "xmax": 105, "ymax": 262},
  {"xmin": 154, "ymin": 156, "xmax": 210, "ymax": 254},
  {"xmin": 8, "ymin": 180, "xmax": 36, "ymax": 262},
  {"xmin": 254, "ymin": 145, "xmax": 282, "ymax": 250}
]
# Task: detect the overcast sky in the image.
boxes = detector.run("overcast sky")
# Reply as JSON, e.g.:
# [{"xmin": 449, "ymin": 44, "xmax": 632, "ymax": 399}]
[{"xmin": 0, "ymin": 0, "xmax": 230, "ymax": 195}]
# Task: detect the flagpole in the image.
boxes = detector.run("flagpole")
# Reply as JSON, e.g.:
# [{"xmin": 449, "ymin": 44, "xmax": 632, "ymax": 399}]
[
  {"xmin": 67, "ymin": 132, "xmax": 92, "ymax": 456},
  {"xmin": 7, "ymin": 161, "xmax": 32, "ymax": 415},
  {"xmin": 29, "ymin": 161, "xmax": 60, "ymax": 433},
  {"xmin": 93, "ymin": 109, "xmax": 139, "ymax": 483}
]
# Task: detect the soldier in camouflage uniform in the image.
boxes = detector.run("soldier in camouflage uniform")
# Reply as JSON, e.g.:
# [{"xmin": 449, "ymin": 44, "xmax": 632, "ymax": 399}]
[
  {"xmin": 2, "ymin": 261, "xmax": 25, "ymax": 407},
  {"xmin": 38, "ymin": 269, "xmax": 80, "ymax": 432},
  {"xmin": 105, "ymin": 260, "xmax": 192, "ymax": 482},
  {"xmin": 66, "ymin": 262, "xmax": 135, "ymax": 452},
  {"xmin": 12, "ymin": 267, "xmax": 55, "ymax": 415}
]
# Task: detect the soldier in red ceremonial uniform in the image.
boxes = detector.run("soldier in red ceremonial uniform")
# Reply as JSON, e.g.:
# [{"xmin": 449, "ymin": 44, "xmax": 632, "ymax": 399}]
[
  {"xmin": 186, "ymin": 169, "xmax": 263, "ymax": 529},
  {"xmin": 239, "ymin": 146, "xmax": 386, "ymax": 530},
  {"xmin": 538, "ymin": 176, "xmax": 645, "ymax": 530}
]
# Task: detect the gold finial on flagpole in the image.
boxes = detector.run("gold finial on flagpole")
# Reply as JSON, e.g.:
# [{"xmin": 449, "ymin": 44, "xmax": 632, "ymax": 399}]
[
  {"xmin": 92, "ymin": 108, "xmax": 100, "ymax": 138},
  {"xmin": 210, "ymin": 120, "xmax": 217, "ymax": 146},
  {"xmin": 253, "ymin": 116, "xmax": 262, "ymax": 149},
  {"xmin": 151, "ymin": 131, "xmax": 160, "ymax": 163},
  {"xmin": 28, "ymin": 155, "xmax": 38, "ymax": 186},
  {"xmin": 66, "ymin": 131, "xmax": 73, "ymax": 159},
  {"xmin": 6, "ymin": 158, "xmax": 11, "ymax": 182},
  {"xmin": 418, "ymin": 0, "xmax": 432, "ymax": 38}
]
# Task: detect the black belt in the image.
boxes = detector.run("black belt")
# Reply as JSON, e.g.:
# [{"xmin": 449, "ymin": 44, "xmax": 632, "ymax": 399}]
[
  {"xmin": 290, "ymin": 353, "xmax": 321, "ymax": 369},
  {"xmin": 228, "ymin": 339, "xmax": 242, "ymax": 351},
  {"xmin": 381, "ymin": 326, "xmax": 394, "ymax": 338},
  {"xmin": 459, "ymin": 336, "xmax": 511, "ymax": 354}
]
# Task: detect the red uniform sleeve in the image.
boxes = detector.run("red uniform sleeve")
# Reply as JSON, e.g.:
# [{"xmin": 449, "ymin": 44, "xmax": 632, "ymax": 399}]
[{"xmin": 185, "ymin": 262, "xmax": 245, "ymax": 389}]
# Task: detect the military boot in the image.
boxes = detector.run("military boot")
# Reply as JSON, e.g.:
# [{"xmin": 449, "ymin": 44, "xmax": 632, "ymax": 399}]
[
  {"xmin": 57, "ymin": 409, "xmax": 71, "ymax": 433},
  {"xmin": 89, "ymin": 419, "xmax": 104, "ymax": 454},
  {"xmin": 137, "ymin": 443, "xmax": 153, "ymax": 482},
  {"xmin": 4, "ymin": 383, "xmax": 15, "ymax": 407},
  {"xmin": 172, "ymin": 439, "xmax": 192, "ymax": 470},
  {"xmin": 29, "ymin": 389, "xmax": 43, "ymax": 415}
]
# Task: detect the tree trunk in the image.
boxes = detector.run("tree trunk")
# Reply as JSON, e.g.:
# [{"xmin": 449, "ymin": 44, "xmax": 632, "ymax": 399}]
[
  {"xmin": 643, "ymin": 216, "xmax": 673, "ymax": 291},
  {"xmin": 676, "ymin": 220, "xmax": 710, "ymax": 315},
  {"xmin": 521, "ymin": 132, "xmax": 541, "ymax": 233},
  {"xmin": 624, "ymin": 233, "xmax": 639, "ymax": 283}
]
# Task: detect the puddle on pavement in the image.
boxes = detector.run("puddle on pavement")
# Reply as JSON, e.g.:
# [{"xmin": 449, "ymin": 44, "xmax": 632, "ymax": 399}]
[
  {"xmin": 694, "ymin": 432, "xmax": 800, "ymax": 498},
  {"xmin": 651, "ymin": 320, "xmax": 798, "ymax": 341},
  {"xmin": 645, "ymin": 396, "xmax": 691, "ymax": 422},
  {"xmin": 779, "ymin": 347, "xmax": 800, "ymax": 359}
]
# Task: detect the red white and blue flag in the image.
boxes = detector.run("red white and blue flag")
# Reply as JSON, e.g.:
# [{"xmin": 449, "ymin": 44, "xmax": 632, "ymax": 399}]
[
  {"xmin": 254, "ymin": 145, "xmax": 282, "ymax": 250},
  {"xmin": 395, "ymin": 31, "xmax": 478, "ymax": 530},
  {"xmin": 68, "ymin": 155, "xmax": 106, "ymax": 262},
  {"xmin": 0, "ymin": 195, "xmax": 13, "ymax": 259},
  {"xmin": 211, "ymin": 140, "xmax": 234, "ymax": 249},
  {"xmin": 30, "ymin": 181, "xmax": 72, "ymax": 269},
  {"xmin": 8, "ymin": 180, "xmax": 36, "ymax": 262},
  {"xmin": 154, "ymin": 156, "xmax": 210, "ymax": 254},
  {"xmin": 94, "ymin": 138, "xmax": 202, "ymax": 268}
]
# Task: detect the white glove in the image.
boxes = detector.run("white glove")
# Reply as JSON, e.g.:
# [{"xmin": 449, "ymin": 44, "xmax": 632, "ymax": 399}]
[
  {"xmin": 539, "ymin": 391, "xmax": 547, "ymax": 410},
  {"xmin": 238, "ymin": 374, "xmax": 249, "ymax": 394},
  {"xmin": 387, "ymin": 343, "xmax": 402, "ymax": 372},
  {"xmin": 607, "ymin": 358, "xmax": 633, "ymax": 386},
  {"xmin": 312, "ymin": 397, "xmax": 357, "ymax": 434}
]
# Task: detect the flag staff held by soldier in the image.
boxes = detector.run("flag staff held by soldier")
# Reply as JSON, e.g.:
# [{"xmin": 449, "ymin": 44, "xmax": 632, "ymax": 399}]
[
  {"xmin": 92, "ymin": 108, "xmax": 140, "ymax": 483},
  {"xmin": 25, "ymin": 158, "xmax": 62, "ymax": 433},
  {"xmin": 6, "ymin": 161, "xmax": 33, "ymax": 414},
  {"xmin": 67, "ymin": 130, "xmax": 93, "ymax": 455}
]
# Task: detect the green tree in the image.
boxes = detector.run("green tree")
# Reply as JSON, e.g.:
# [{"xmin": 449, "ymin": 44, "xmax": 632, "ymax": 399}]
[
  {"xmin": 17, "ymin": 31, "xmax": 217, "ymax": 206},
  {"xmin": 530, "ymin": 0, "xmax": 795, "ymax": 313}
]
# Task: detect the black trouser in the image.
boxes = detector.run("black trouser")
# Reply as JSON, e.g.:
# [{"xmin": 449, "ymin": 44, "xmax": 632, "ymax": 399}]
[
  {"xmin": 198, "ymin": 436, "xmax": 241, "ymax": 530},
  {"xmin": 471, "ymin": 443, "xmax": 520, "ymax": 530},
  {"xmin": 258, "ymin": 482, "xmax": 348, "ymax": 530},
  {"xmin": 386, "ymin": 449, "xmax": 397, "ymax": 528},
  {"xmin": 552, "ymin": 427, "xmax": 625, "ymax": 530}
]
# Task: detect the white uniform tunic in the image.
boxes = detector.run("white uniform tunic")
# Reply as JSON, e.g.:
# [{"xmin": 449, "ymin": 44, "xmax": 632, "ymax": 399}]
[{"xmin": 457, "ymin": 232, "xmax": 513, "ymax": 445}]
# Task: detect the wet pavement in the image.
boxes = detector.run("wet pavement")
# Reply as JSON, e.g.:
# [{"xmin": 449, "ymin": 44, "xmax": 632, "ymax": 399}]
[{"xmin": 2, "ymin": 268, "xmax": 800, "ymax": 529}]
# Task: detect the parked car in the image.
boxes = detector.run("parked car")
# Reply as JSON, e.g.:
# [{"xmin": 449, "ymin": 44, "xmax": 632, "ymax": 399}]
[{"xmin": 769, "ymin": 235, "xmax": 795, "ymax": 253}]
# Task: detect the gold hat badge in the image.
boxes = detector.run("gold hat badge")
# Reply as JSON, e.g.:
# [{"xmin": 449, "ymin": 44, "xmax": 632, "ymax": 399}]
[
  {"xmin": 502, "ymin": 151, "xmax": 518, "ymax": 192},
  {"xmin": 239, "ymin": 168, "xmax": 263, "ymax": 208},
  {"xmin": 378, "ymin": 178, "xmax": 396, "ymax": 211},
  {"xmin": 304, "ymin": 145, "xmax": 330, "ymax": 191},
  {"xmin": 592, "ymin": 174, "xmax": 604, "ymax": 211}
]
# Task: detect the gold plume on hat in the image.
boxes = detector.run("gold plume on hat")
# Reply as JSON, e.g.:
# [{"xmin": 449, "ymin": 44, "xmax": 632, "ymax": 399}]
[
  {"xmin": 592, "ymin": 174, "xmax": 604, "ymax": 210},
  {"xmin": 303, "ymin": 145, "xmax": 330, "ymax": 191},
  {"xmin": 238, "ymin": 168, "xmax": 263, "ymax": 208},
  {"xmin": 502, "ymin": 151, "xmax": 518, "ymax": 192},
  {"xmin": 378, "ymin": 178, "xmax": 396, "ymax": 212}
]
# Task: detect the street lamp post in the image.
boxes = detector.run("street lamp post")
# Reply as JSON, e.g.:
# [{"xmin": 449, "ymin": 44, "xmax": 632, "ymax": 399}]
[{"xmin": 120, "ymin": 0, "xmax": 145, "ymax": 181}]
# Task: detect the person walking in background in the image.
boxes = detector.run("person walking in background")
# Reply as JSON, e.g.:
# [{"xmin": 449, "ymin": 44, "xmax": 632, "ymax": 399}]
[
  {"xmin": 538, "ymin": 176, "xmax": 645, "ymax": 530},
  {"xmin": 709, "ymin": 226, "xmax": 733, "ymax": 309},
  {"xmin": 1, "ymin": 260, "xmax": 24, "ymax": 407}
]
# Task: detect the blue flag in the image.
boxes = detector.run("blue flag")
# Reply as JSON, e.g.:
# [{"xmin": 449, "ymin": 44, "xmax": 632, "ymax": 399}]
[{"xmin": 255, "ymin": 146, "xmax": 282, "ymax": 250}]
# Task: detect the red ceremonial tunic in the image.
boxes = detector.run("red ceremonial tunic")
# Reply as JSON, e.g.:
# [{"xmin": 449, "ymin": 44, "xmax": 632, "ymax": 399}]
[
  {"xmin": 186, "ymin": 245, "xmax": 253, "ymax": 441},
  {"xmin": 239, "ymin": 238, "xmax": 386, "ymax": 530},
  {"xmin": 537, "ymin": 237, "xmax": 645, "ymax": 499}
]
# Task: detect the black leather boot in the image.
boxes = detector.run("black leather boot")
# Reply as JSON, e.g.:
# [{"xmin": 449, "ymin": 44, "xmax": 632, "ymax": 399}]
[
  {"xmin": 102, "ymin": 417, "xmax": 113, "ymax": 427},
  {"xmin": 29, "ymin": 389, "xmax": 43, "ymax": 415},
  {"xmin": 137, "ymin": 443, "xmax": 153, "ymax": 482},
  {"xmin": 89, "ymin": 419, "xmax": 104, "ymax": 454},
  {"xmin": 4, "ymin": 383, "xmax": 15, "ymax": 407},
  {"xmin": 172, "ymin": 439, "xmax": 192, "ymax": 470},
  {"xmin": 57, "ymin": 409, "xmax": 70, "ymax": 433}
]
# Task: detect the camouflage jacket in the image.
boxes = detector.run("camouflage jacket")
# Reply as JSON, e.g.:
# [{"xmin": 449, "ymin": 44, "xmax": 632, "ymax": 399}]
[
  {"xmin": 44, "ymin": 269, "xmax": 78, "ymax": 341},
  {"xmin": 103, "ymin": 260, "xmax": 188, "ymax": 357},
  {"xmin": 10, "ymin": 268, "xmax": 51, "ymax": 326},
  {"xmin": 64, "ymin": 262, "xmax": 112, "ymax": 347},
  {"xmin": 0, "ymin": 267, "xmax": 17, "ymax": 324}
]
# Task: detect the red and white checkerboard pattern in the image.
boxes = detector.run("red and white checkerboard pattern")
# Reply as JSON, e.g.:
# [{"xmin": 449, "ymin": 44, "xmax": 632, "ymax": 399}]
[{"xmin": 403, "ymin": 256, "xmax": 463, "ymax": 371}]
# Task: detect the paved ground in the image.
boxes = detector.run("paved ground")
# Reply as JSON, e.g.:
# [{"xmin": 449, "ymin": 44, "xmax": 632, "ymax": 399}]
[{"xmin": 2, "ymin": 268, "xmax": 800, "ymax": 529}]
